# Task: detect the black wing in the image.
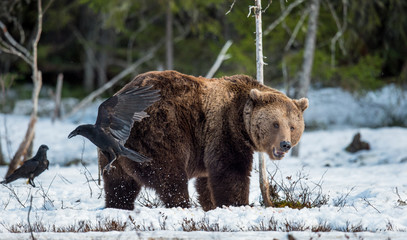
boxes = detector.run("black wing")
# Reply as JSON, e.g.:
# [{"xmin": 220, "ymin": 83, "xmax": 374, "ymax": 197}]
[
  {"xmin": 5, "ymin": 160, "xmax": 39, "ymax": 183},
  {"xmin": 95, "ymin": 85, "xmax": 160, "ymax": 143}
]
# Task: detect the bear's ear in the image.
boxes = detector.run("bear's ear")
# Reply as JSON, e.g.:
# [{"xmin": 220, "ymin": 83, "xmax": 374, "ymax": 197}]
[
  {"xmin": 294, "ymin": 98, "xmax": 309, "ymax": 112},
  {"xmin": 250, "ymin": 89, "xmax": 269, "ymax": 102},
  {"xmin": 250, "ymin": 89, "xmax": 261, "ymax": 101}
]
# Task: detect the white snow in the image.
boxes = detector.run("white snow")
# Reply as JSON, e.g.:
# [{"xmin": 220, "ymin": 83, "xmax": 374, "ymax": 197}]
[{"xmin": 0, "ymin": 85, "xmax": 407, "ymax": 239}]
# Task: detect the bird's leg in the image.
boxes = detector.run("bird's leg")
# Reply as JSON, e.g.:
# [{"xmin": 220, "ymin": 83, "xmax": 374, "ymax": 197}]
[
  {"xmin": 28, "ymin": 178, "xmax": 36, "ymax": 187},
  {"xmin": 103, "ymin": 157, "xmax": 117, "ymax": 173},
  {"xmin": 103, "ymin": 150, "xmax": 117, "ymax": 173}
]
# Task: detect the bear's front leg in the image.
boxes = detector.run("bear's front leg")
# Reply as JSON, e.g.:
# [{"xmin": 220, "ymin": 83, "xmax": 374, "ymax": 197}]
[
  {"xmin": 103, "ymin": 173, "xmax": 141, "ymax": 210},
  {"xmin": 100, "ymin": 152, "xmax": 141, "ymax": 210},
  {"xmin": 207, "ymin": 160, "xmax": 251, "ymax": 208}
]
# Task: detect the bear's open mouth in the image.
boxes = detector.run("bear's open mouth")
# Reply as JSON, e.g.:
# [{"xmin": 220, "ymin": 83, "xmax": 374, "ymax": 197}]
[{"xmin": 272, "ymin": 147, "xmax": 286, "ymax": 159}]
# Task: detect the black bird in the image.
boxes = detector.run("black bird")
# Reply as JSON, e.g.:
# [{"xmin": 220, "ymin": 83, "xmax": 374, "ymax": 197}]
[
  {"xmin": 68, "ymin": 85, "xmax": 160, "ymax": 172},
  {"xmin": 1, "ymin": 145, "xmax": 49, "ymax": 187}
]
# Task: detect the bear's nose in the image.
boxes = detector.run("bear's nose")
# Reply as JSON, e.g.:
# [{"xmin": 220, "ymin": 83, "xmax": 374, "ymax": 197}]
[{"xmin": 280, "ymin": 141, "xmax": 291, "ymax": 151}]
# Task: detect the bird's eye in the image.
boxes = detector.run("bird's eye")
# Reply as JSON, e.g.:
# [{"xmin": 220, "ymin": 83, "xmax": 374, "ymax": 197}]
[
  {"xmin": 273, "ymin": 123, "xmax": 279, "ymax": 129},
  {"xmin": 290, "ymin": 126, "xmax": 295, "ymax": 131}
]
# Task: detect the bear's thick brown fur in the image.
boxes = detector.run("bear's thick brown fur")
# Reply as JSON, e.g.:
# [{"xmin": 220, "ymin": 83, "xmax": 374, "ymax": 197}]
[{"xmin": 99, "ymin": 70, "xmax": 308, "ymax": 211}]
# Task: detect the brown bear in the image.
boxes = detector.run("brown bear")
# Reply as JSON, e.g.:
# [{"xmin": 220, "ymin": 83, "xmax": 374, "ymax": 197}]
[{"xmin": 99, "ymin": 70, "xmax": 308, "ymax": 211}]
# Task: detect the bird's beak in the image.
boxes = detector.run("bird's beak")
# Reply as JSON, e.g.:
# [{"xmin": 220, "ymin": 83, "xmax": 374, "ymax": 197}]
[{"xmin": 68, "ymin": 130, "xmax": 77, "ymax": 139}]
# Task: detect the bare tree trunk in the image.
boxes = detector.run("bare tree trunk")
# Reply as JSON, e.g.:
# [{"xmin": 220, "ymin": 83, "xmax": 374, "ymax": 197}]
[
  {"xmin": 7, "ymin": 73, "xmax": 42, "ymax": 177},
  {"xmin": 5, "ymin": 0, "xmax": 45, "ymax": 177},
  {"xmin": 0, "ymin": 131, "xmax": 4, "ymax": 165},
  {"xmin": 79, "ymin": 6, "xmax": 98, "ymax": 92},
  {"xmin": 84, "ymin": 47, "xmax": 95, "ymax": 92},
  {"xmin": 291, "ymin": 0, "xmax": 320, "ymax": 157},
  {"xmin": 166, "ymin": 0, "xmax": 174, "ymax": 70},
  {"xmin": 294, "ymin": 0, "xmax": 320, "ymax": 99},
  {"xmin": 96, "ymin": 50, "xmax": 108, "ymax": 88},
  {"xmin": 96, "ymin": 28, "xmax": 114, "ymax": 88},
  {"xmin": 0, "ymin": 75, "xmax": 15, "ymax": 165},
  {"xmin": 0, "ymin": 76, "xmax": 5, "ymax": 165},
  {"xmin": 0, "ymin": 131, "xmax": 5, "ymax": 165},
  {"xmin": 253, "ymin": 0, "xmax": 273, "ymax": 208},
  {"xmin": 52, "ymin": 73, "xmax": 63, "ymax": 122}
]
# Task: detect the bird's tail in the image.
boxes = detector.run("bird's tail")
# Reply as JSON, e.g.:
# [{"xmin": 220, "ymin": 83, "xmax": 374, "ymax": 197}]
[
  {"xmin": 121, "ymin": 146, "xmax": 151, "ymax": 163},
  {"xmin": 1, "ymin": 174, "xmax": 19, "ymax": 184}
]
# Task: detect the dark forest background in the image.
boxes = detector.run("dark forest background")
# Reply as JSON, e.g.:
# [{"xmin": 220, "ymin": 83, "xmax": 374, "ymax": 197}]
[{"xmin": 1, "ymin": 0, "xmax": 406, "ymax": 99}]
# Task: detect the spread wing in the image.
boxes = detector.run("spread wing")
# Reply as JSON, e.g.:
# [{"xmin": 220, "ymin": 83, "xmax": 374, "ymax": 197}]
[{"xmin": 95, "ymin": 85, "xmax": 160, "ymax": 143}]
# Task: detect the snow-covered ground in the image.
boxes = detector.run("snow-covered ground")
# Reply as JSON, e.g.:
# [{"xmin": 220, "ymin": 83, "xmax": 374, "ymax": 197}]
[{"xmin": 0, "ymin": 86, "xmax": 406, "ymax": 239}]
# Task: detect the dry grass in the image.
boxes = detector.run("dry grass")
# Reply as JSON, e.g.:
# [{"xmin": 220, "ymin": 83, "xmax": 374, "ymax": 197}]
[
  {"xmin": 266, "ymin": 168, "xmax": 329, "ymax": 209},
  {"xmin": 1, "ymin": 218, "xmax": 128, "ymax": 233},
  {"xmin": 1, "ymin": 167, "xmax": 405, "ymax": 235},
  {"xmin": 1, "ymin": 215, "xmax": 397, "ymax": 234},
  {"xmin": 181, "ymin": 218, "xmax": 229, "ymax": 232}
]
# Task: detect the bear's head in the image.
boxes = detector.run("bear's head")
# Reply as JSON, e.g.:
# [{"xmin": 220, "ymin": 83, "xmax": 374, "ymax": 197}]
[{"xmin": 244, "ymin": 89, "xmax": 308, "ymax": 160}]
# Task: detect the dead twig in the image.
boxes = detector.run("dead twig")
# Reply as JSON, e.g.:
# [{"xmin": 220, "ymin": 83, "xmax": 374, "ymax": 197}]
[
  {"xmin": 27, "ymin": 195, "xmax": 35, "ymax": 240},
  {"xmin": 36, "ymin": 175, "xmax": 57, "ymax": 209},
  {"xmin": 333, "ymin": 186, "xmax": 355, "ymax": 211},
  {"xmin": 225, "ymin": 0, "xmax": 237, "ymax": 15},
  {"xmin": 79, "ymin": 140, "xmax": 103, "ymax": 199},
  {"xmin": 362, "ymin": 197, "xmax": 381, "ymax": 214},
  {"xmin": 2, "ymin": 184, "xmax": 31, "ymax": 208}
]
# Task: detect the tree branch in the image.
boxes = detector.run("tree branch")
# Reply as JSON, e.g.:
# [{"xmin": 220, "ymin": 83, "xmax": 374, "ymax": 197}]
[
  {"xmin": 284, "ymin": 8, "xmax": 310, "ymax": 51},
  {"xmin": 326, "ymin": 0, "xmax": 348, "ymax": 67},
  {"xmin": 205, "ymin": 40, "xmax": 232, "ymax": 78},
  {"xmin": 64, "ymin": 41, "xmax": 164, "ymax": 119},
  {"xmin": 0, "ymin": 38, "xmax": 33, "ymax": 65},
  {"xmin": 0, "ymin": 20, "xmax": 33, "ymax": 63},
  {"xmin": 225, "ymin": 0, "xmax": 237, "ymax": 15},
  {"xmin": 279, "ymin": 0, "xmax": 293, "ymax": 36},
  {"xmin": 264, "ymin": 0, "xmax": 305, "ymax": 36}
]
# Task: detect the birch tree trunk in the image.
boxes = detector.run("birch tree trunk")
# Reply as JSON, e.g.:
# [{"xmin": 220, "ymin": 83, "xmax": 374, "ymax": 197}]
[
  {"xmin": 253, "ymin": 0, "xmax": 273, "ymax": 207},
  {"xmin": 0, "ymin": 132, "xmax": 4, "ymax": 165},
  {"xmin": 52, "ymin": 73, "xmax": 63, "ymax": 122},
  {"xmin": 6, "ymin": 0, "xmax": 45, "ymax": 177},
  {"xmin": 291, "ymin": 0, "xmax": 320, "ymax": 157},
  {"xmin": 83, "ymin": 46, "xmax": 95, "ymax": 91},
  {"xmin": 80, "ymin": 7, "xmax": 98, "ymax": 92},
  {"xmin": 166, "ymin": 0, "xmax": 174, "ymax": 70}
]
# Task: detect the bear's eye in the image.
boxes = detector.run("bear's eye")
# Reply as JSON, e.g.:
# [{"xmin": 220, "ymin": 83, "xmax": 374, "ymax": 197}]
[
  {"xmin": 273, "ymin": 123, "xmax": 279, "ymax": 129},
  {"xmin": 290, "ymin": 126, "xmax": 295, "ymax": 131}
]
